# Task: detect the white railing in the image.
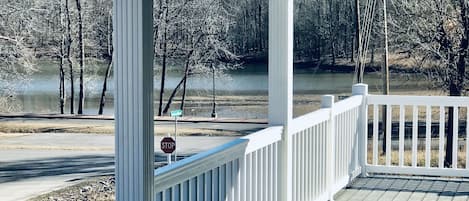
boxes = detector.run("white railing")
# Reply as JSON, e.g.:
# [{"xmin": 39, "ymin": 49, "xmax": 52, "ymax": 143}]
[
  {"xmin": 154, "ymin": 85, "xmax": 368, "ymax": 201},
  {"xmin": 154, "ymin": 84, "xmax": 469, "ymax": 201},
  {"xmin": 154, "ymin": 127, "xmax": 282, "ymax": 201},
  {"xmin": 365, "ymin": 95, "xmax": 469, "ymax": 177},
  {"xmin": 288, "ymin": 93, "xmax": 365, "ymax": 201}
]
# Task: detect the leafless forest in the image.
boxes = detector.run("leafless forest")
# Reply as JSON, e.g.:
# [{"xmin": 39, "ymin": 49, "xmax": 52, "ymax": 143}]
[{"xmin": 0, "ymin": 0, "xmax": 467, "ymax": 114}]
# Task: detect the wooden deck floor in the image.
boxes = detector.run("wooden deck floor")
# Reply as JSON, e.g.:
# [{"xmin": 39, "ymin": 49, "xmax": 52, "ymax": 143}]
[{"xmin": 335, "ymin": 175, "xmax": 469, "ymax": 201}]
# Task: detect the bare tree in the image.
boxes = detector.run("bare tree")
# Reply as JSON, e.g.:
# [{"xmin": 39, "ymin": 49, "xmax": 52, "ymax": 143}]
[
  {"xmin": 64, "ymin": 0, "xmax": 75, "ymax": 114},
  {"xmin": 0, "ymin": 0, "xmax": 37, "ymax": 112},
  {"xmin": 76, "ymin": 0, "xmax": 85, "ymax": 114},
  {"xmin": 389, "ymin": 0, "xmax": 468, "ymax": 167}
]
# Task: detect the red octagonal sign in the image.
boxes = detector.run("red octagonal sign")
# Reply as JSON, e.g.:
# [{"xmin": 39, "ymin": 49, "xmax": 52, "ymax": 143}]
[{"xmin": 161, "ymin": 137, "xmax": 176, "ymax": 154}]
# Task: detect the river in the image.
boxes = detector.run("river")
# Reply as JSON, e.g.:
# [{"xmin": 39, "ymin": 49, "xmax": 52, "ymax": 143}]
[{"xmin": 13, "ymin": 62, "xmax": 433, "ymax": 118}]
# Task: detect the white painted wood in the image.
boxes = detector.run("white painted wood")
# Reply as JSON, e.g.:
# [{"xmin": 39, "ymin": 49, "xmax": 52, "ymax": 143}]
[
  {"xmin": 290, "ymin": 109, "xmax": 329, "ymax": 134},
  {"xmin": 399, "ymin": 105, "xmax": 405, "ymax": 166},
  {"xmin": 321, "ymin": 95, "xmax": 336, "ymax": 201},
  {"xmin": 241, "ymin": 126, "xmax": 283, "ymax": 154},
  {"xmin": 425, "ymin": 105, "xmax": 431, "ymax": 168},
  {"xmin": 353, "ymin": 84, "xmax": 368, "ymax": 176},
  {"xmin": 373, "ymin": 105, "xmax": 379, "ymax": 165},
  {"xmin": 367, "ymin": 95, "xmax": 469, "ymax": 107},
  {"xmin": 268, "ymin": 0, "xmax": 293, "ymax": 197},
  {"xmin": 386, "ymin": 105, "xmax": 392, "ymax": 166},
  {"xmin": 453, "ymin": 106, "xmax": 459, "ymax": 168},
  {"xmin": 439, "ymin": 106, "xmax": 445, "ymax": 168},
  {"xmin": 333, "ymin": 96, "xmax": 363, "ymax": 115},
  {"xmin": 412, "ymin": 106, "xmax": 418, "ymax": 167},
  {"xmin": 113, "ymin": 0, "xmax": 154, "ymax": 200},
  {"xmin": 155, "ymin": 127, "xmax": 282, "ymax": 194},
  {"xmin": 467, "ymin": 107, "xmax": 469, "ymax": 169}
]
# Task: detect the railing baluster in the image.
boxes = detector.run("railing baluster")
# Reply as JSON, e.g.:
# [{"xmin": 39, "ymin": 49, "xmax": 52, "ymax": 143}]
[
  {"xmin": 292, "ymin": 134, "xmax": 297, "ymax": 201},
  {"xmin": 236, "ymin": 157, "xmax": 242, "ymax": 201},
  {"xmin": 220, "ymin": 166, "xmax": 225, "ymax": 201},
  {"xmin": 453, "ymin": 106, "xmax": 459, "ymax": 168},
  {"xmin": 205, "ymin": 171, "xmax": 211, "ymax": 201},
  {"xmin": 253, "ymin": 152, "xmax": 257, "ymax": 201},
  {"xmin": 386, "ymin": 105, "xmax": 392, "ymax": 166},
  {"xmin": 273, "ymin": 143, "xmax": 278, "ymax": 201},
  {"xmin": 412, "ymin": 106, "xmax": 418, "ymax": 167},
  {"xmin": 315, "ymin": 125, "xmax": 319, "ymax": 198},
  {"xmin": 226, "ymin": 162, "xmax": 232, "ymax": 201},
  {"xmin": 263, "ymin": 147, "xmax": 267, "ymax": 201},
  {"xmin": 426, "ymin": 106, "xmax": 432, "ymax": 168},
  {"xmin": 190, "ymin": 178, "xmax": 196, "ymax": 201},
  {"xmin": 301, "ymin": 131, "xmax": 306, "ymax": 201},
  {"xmin": 467, "ymin": 107, "xmax": 469, "ymax": 170},
  {"xmin": 439, "ymin": 106, "xmax": 445, "ymax": 168},
  {"xmin": 213, "ymin": 168, "xmax": 219, "ymax": 201},
  {"xmin": 307, "ymin": 127, "xmax": 312, "ymax": 201},
  {"xmin": 257, "ymin": 150, "xmax": 262, "ymax": 201},
  {"xmin": 267, "ymin": 146, "xmax": 272, "ymax": 201},
  {"xmin": 373, "ymin": 105, "xmax": 379, "ymax": 165},
  {"xmin": 197, "ymin": 175, "xmax": 203, "ymax": 201},
  {"xmin": 182, "ymin": 181, "xmax": 189, "ymax": 201},
  {"xmin": 245, "ymin": 154, "xmax": 251, "ymax": 201},
  {"xmin": 399, "ymin": 105, "xmax": 405, "ymax": 166}
]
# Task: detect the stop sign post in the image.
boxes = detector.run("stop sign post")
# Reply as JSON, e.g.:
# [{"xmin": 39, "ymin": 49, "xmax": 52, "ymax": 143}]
[{"xmin": 161, "ymin": 136, "xmax": 176, "ymax": 164}]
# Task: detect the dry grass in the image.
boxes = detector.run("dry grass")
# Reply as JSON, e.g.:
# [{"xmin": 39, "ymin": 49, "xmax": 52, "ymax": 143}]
[
  {"xmin": 0, "ymin": 121, "xmax": 241, "ymax": 136},
  {"xmin": 367, "ymin": 148, "xmax": 468, "ymax": 168}
]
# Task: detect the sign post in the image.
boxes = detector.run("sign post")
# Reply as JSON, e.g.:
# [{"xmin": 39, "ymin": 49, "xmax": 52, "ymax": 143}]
[
  {"xmin": 170, "ymin": 109, "xmax": 183, "ymax": 161},
  {"xmin": 161, "ymin": 135, "xmax": 176, "ymax": 165}
]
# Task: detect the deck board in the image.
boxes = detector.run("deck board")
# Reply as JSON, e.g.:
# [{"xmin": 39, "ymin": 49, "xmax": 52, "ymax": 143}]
[{"xmin": 335, "ymin": 175, "xmax": 469, "ymax": 201}]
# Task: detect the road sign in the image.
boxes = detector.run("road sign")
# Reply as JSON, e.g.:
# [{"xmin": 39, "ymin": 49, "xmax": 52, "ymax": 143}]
[
  {"xmin": 170, "ymin": 109, "xmax": 183, "ymax": 117},
  {"xmin": 160, "ymin": 137, "xmax": 176, "ymax": 154}
]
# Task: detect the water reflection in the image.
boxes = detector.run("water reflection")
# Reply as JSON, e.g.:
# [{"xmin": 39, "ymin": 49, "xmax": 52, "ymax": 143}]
[{"xmin": 11, "ymin": 63, "xmax": 431, "ymax": 118}]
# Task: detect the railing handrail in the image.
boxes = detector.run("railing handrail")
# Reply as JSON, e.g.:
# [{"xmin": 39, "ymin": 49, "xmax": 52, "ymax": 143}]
[
  {"xmin": 154, "ymin": 126, "xmax": 283, "ymax": 193},
  {"xmin": 290, "ymin": 108, "xmax": 329, "ymax": 134},
  {"xmin": 333, "ymin": 95, "xmax": 363, "ymax": 115},
  {"xmin": 367, "ymin": 94, "xmax": 469, "ymax": 106}
]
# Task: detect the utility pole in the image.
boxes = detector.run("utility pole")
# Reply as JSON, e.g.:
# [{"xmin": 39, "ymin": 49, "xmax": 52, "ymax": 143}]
[
  {"xmin": 382, "ymin": 0, "xmax": 390, "ymax": 154},
  {"xmin": 355, "ymin": 0, "xmax": 363, "ymax": 83}
]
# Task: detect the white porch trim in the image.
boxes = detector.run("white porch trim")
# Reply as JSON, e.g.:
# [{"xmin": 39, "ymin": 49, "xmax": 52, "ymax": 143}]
[{"xmin": 113, "ymin": 0, "xmax": 154, "ymax": 200}]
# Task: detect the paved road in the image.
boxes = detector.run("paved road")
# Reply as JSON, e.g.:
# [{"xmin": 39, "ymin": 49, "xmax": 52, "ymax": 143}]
[{"xmin": 0, "ymin": 131, "xmax": 252, "ymax": 200}]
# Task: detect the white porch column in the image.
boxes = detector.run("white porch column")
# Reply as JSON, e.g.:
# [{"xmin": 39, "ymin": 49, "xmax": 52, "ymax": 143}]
[
  {"xmin": 268, "ymin": 0, "xmax": 293, "ymax": 199},
  {"xmin": 113, "ymin": 0, "xmax": 154, "ymax": 200}
]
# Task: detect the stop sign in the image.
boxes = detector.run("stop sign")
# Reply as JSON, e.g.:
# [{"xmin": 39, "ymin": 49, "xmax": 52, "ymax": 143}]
[{"xmin": 160, "ymin": 137, "xmax": 176, "ymax": 154}]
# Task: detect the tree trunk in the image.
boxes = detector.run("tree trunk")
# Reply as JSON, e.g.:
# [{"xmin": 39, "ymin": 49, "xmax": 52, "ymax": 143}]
[
  {"xmin": 58, "ymin": 0, "xmax": 66, "ymax": 114},
  {"xmin": 158, "ymin": 1, "xmax": 169, "ymax": 116},
  {"xmin": 179, "ymin": 56, "xmax": 191, "ymax": 112},
  {"xmin": 59, "ymin": 41, "xmax": 66, "ymax": 115},
  {"xmin": 355, "ymin": 0, "xmax": 362, "ymax": 83},
  {"xmin": 99, "ymin": 11, "xmax": 113, "ymax": 115},
  {"xmin": 98, "ymin": 58, "xmax": 112, "ymax": 115},
  {"xmin": 445, "ymin": 0, "xmax": 468, "ymax": 167},
  {"xmin": 329, "ymin": 0, "xmax": 336, "ymax": 65},
  {"xmin": 65, "ymin": 0, "xmax": 74, "ymax": 114},
  {"xmin": 162, "ymin": 76, "xmax": 186, "ymax": 114},
  {"xmin": 76, "ymin": 0, "xmax": 85, "ymax": 114},
  {"xmin": 445, "ymin": 83, "xmax": 461, "ymax": 167}
]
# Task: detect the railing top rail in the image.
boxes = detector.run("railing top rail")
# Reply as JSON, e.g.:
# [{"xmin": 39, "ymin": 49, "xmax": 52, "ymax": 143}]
[
  {"xmin": 367, "ymin": 94, "xmax": 469, "ymax": 107},
  {"xmin": 290, "ymin": 95, "xmax": 364, "ymax": 134},
  {"xmin": 291, "ymin": 108, "xmax": 329, "ymax": 134},
  {"xmin": 333, "ymin": 95, "xmax": 363, "ymax": 115},
  {"xmin": 154, "ymin": 126, "xmax": 283, "ymax": 192}
]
